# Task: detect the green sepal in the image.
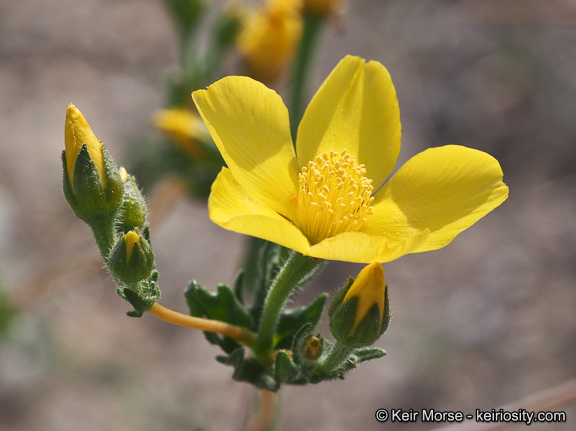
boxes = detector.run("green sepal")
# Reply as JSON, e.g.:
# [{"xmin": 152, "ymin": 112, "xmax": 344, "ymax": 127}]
[
  {"xmin": 185, "ymin": 280, "xmax": 253, "ymax": 354},
  {"xmin": 355, "ymin": 347, "xmax": 387, "ymax": 363},
  {"xmin": 274, "ymin": 351, "xmax": 307, "ymax": 386},
  {"xmin": 62, "ymin": 144, "xmax": 124, "ymax": 223},
  {"xmin": 117, "ymin": 269, "xmax": 161, "ymax": 318},
  {"xmin": 117, "ymin": 174, "xmax": 147, "ymax": 233},
  {"xmin": 274, "ymin": 293, "xmax": 328, "ymax": 350},
  {"xmin": 328, "ymin": 279, "xmax": 391, "ymax": 348},
  {"xmin": 291, "ymin": 325, "xmax": 325, "ymax": 367},
  {"xmin": 108, "ymin": 229, "xmax": 155, "ymax": 284}
]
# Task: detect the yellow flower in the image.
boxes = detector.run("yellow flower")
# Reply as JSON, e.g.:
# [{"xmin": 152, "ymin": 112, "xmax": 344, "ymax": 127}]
[
  {"xmin": 236, "ymin": 0, "xmax": 303, "ymax": 82},
  {"xmin": 65, "ymin": 103, "xmax": 106, "ymax": 192},
  {"xmin": 192, "ymin": 55, "xmax": 509, "ymax": 263},
  {"xmin": 153, "ymin": 108, "xmax": 210, "ymax": 159}
]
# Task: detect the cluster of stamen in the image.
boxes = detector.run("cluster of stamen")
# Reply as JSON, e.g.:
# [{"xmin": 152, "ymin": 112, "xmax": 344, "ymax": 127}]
[{"xmin": 297, "ymin": 150, "xmax": 374, "ymax": 244}]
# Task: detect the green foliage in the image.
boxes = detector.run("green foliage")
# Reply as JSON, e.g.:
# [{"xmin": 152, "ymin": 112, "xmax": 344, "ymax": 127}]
[{"xmin": 183, "ymin": 247, "xmax": 386, "ymax": 391}]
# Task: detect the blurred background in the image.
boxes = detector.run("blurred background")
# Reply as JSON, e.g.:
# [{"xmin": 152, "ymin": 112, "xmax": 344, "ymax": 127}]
[{"xmin": 1, "ymin": 0, "xmax": 576, "ymax": 430}]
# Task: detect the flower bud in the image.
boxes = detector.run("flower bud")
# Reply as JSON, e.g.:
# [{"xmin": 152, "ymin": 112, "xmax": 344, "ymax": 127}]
[
  {"xmin": 301, "ymin": 335, "xmax": 323, "ymax": 361},
  {"xmin": 236, "ymin": 0, "xmax": 303, "ymax": 83},
  {"xmin": 328, "ymin": 262, "xmax": 390, "ymax": 348},
  {"xmin": 62, "ymin": 104, "xmax": 123, "ymax": 222},
  {"xmin": 117, "ymin": 167, "xmax": 147, "ymax": 233},
  {"xmin": 153, "ymin": 108, "xmax": 210, "ymax": 159},
  {"xmin": 108, "ymin": 230, "xmax": 155, "ymax": 284}
]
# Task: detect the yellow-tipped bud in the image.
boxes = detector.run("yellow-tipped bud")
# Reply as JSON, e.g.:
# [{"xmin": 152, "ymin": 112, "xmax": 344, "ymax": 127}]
[
  {"xmin": 62, "ymin": 104, "xmax": 124, "ymax": 224},
  {"xmin": 301, "ymin": 335, "xmax": 323, "ymax": 361},
  {"xmin": 109, "ymin": 229, "xmax": 155, "ymax": 284},
  {"xmin": 343, "ymin": 262, "xmax": 385, "ymax": 335},
  {"xmin": 65, "ymin": 104, "xmax": 106, "ymax": 192},
  {"xmin": 153, "ymin": 108, "xmax": 210, "ymax": 159},
  {"xmin": 117, "ymin": 167, "xmax": 147, "ymax": 232},
  {"xmin": 328, "ymin": 262, "xmax": 390, "ymax": 348},
  {"xmin": 119, "ymin": 166, "xmax": 129, "ymax": 182},
  {"xmin": 236, "ymin": 0, "xmax": 303, "ymax": 83}
]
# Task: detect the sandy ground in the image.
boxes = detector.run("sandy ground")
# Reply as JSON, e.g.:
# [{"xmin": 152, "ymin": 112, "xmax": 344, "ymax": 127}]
[{"xmin": 1, "ymin": 0, "xmax": 576, "ymax": 430}]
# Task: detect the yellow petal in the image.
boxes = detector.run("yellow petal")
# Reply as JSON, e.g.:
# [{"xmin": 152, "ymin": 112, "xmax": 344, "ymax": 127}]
[
  {"xmin": 306, "ymin": 230, "xmax": 429, "ymax": 263},
  {"xmin": 343, "ymin": 262, "xmax": 385, "ymax": 333},
  {"xmin": 296, "ymin": 55, "xmax": 401, "ymax": 187},
  {"xmin": 209, "ymin": 167, "xmax": 310, "ymax": 253},
  {"xmin": 124, "ymin": 230, "xmax": 140, "ymax": 262},
  {"xmin": 193, "ymin": 76, "xmax": 300, "ymax": 221},
  {"xmin": 367, "ymin": 145, "xmax": 509, "ymax": 253},
  {"xmin": 65, "ymin": 104, "xmax": 106, "ymax": 191}
]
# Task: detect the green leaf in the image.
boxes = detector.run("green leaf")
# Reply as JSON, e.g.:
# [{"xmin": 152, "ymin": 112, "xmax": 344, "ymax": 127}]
[
  {"xmin": 118, "ymin": 269, "xmax": 161, "ymax": 317},
  {"xmin": 185, "ymin": 281, "xmax": 252, "ymax": 327},
  {"xmin": 274, "ymin": 351, "xmax": 307, "ymax": 385},
  {"xmin": 185, "ymin": 280, "xmax": 253, "ymax": 354}
]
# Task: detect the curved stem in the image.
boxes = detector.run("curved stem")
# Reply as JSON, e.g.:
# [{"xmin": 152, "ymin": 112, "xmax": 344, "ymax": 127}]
[
  {"xmin": 253, "ymin": 252, "xmax": 321, "ymax": 358},
  {"xmin": 148, "ymin": 302, "xmax": 255, "ymax": 346},
  {"xmin": 245, "ymin": 390, "xmax": 278, "ymax": 431},
  {"xmin": 90, "ymin": 215, "xmax": 117, "ymax": 260}
]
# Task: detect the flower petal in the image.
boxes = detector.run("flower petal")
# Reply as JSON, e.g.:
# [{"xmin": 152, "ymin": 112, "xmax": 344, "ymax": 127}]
[
  {"xmin": 367, "ymin": 145, "xmax": 509, "ymax": 253},
  {"xmin": 193, "ymin": 76, "xmax": 300, "ymax": 221},
  {"xmin": 209, "ymin": 167, "xmax": 310, "ymax": 253},
  {"xmin": 296, "ymin": 55, "xmax": 401, "ymax": 187},
  {"xmin": 306, "ymin": 230, "xmax": 429, "ymax": 263}
]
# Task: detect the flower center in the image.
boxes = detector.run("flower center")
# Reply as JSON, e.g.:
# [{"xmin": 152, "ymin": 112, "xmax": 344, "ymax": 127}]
[{"xmin": 297, "ymin": 150, "xmax": 374, "ymax": 244}]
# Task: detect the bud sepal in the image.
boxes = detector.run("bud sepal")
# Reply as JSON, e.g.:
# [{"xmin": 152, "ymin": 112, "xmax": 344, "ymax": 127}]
[
  {"xmin": 117, "ymin": 167, "xmax": 147, "ymax": 233},
  {"xmin": 108, "ymin": 229, "xmax": 155, "ymax": 284},
  {"xmin": 62, "ymin": 143, "xmax": 124, "ymax": 224},
  {"xmin": 328, "ymin": 262, "xmax": 391, "ymax": 348}
]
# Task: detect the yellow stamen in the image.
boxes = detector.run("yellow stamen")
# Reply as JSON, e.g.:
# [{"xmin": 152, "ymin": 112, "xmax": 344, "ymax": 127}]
[{"xmin": 297, "ymin": 150, "xmax": 374, "ymax": 244}]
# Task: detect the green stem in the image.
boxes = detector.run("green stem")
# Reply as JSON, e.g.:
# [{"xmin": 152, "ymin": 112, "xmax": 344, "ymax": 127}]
[
  {"xmin": 253, "ymin": 252, "xmax": 322, "ymax": 358},
  {"xmin": 315, "ymin": 341, "xmax": 355, "ymax": 375},
  {"xmin": 89, "ymin": 216, "xmax": 117, "ymax": 261},
  {"xmin": 289, "ymin": 13, "xmax": 326, "ymax": 140}
]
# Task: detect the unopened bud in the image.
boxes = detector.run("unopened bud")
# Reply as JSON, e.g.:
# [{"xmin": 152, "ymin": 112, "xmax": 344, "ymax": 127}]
[
  {"xmin": 117, "ymin": 167, "xmax": 147, "ymax": 232},
  {"xmin": 108, "ymin": 229, "xmax": 154, "ymax": 283},
  {"xmin": 62, "ymin": 104, "xmax": 123, "ymax": 222},
  {"xmin": 328, "ymin": 262, "xmax": 390, "ymax": 348},
  {"xmin": 301, "ymin": 335, "xmax": 323, "ymax": 361}
]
